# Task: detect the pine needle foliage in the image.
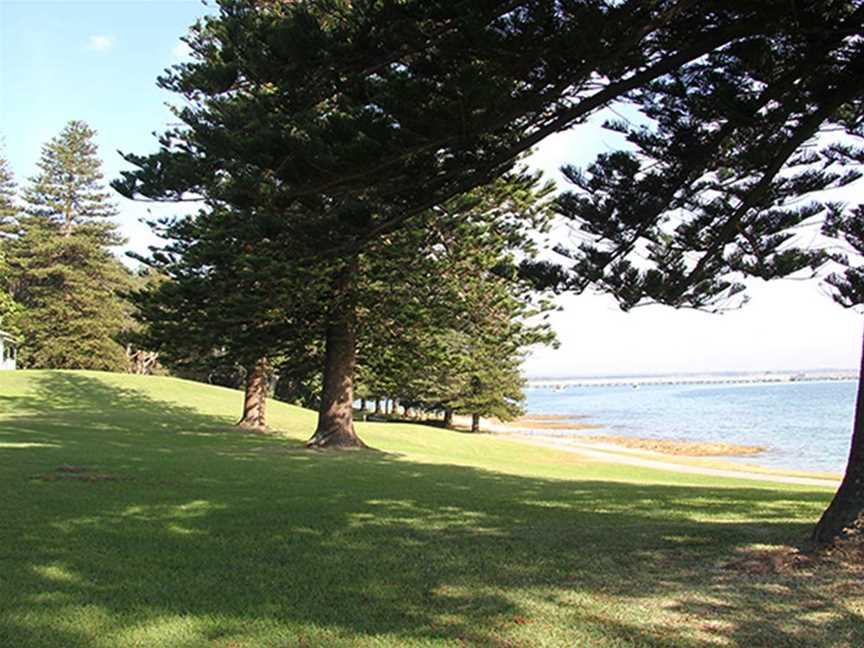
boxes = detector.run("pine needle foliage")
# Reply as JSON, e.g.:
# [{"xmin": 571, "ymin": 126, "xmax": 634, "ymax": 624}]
[
  {"xmin": 3, "ymin": 121, "xmax": 130, "ymax": 370},
  {"xmin": 0, "ymin": 154, "xmax": 21, "ymax": 333},
  {"xmin": 551, "ymin": 0, "xmax": 864, "ymax": 546}
]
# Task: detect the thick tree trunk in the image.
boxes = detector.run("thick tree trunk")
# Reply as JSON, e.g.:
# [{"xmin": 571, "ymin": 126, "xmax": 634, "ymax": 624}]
[
  {"xmin": 444, "ymin": 408, "xmax": 454, "ymax": 428},
  {"xmin": 238, "ymin": 358, "xmax": 268, "ymax": 429},
  {"xmin": 375, "ymin": 398, "xmax": 382, "ymax": 415},
  {"xmin": 306, "ymin": 260, "xmax": 366, "ymax": 449},
  {"xmin": 306, "ymin": 317, "xmax": 365, "ymax": 448},
  {"xmin": 812, "ymin": 326, "xmax": 864, "ymax": 546},
  {"xmin": 471, "ymin": 413, "xmax": 481, "ymax": 433}
]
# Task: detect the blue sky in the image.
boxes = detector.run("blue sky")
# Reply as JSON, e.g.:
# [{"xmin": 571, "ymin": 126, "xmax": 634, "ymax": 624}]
[
  {"xmin": 1, "ymin": 1, "xmax": 204, "ymax": 170},
  {"xmin": 1, "ymin": 1, "xmax": 860, "ymax": 377},
  {"xmin": 1, "ymin": 0, "xmax": 208, "ymax": 251}
]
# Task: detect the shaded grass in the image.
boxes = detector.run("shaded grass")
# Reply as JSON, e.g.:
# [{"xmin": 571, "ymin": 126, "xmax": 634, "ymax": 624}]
[{"xmin": 0, "ymin": 370, "xmax": 860, "ymax": 647}]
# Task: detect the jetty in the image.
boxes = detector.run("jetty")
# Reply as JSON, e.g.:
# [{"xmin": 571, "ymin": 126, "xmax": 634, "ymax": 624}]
[{"xmin": 527, "ymin": 371, "xmax": 857, "ymax": 390}]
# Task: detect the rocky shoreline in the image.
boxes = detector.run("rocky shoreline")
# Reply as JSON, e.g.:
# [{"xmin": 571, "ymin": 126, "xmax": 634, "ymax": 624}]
[{"xmin": 476, "ymin": 414, "xmax": 767, "ymax": 457}]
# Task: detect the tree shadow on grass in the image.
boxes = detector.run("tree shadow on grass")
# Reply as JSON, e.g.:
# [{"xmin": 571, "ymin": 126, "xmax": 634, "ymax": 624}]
[
  {"xmin": 0, "ymin": 373, "xmax": 861, "ymax": 647},
  {"xmin": 0, "ymin": 371, "xmax": 280, "ymax": 465},
  {"xmin": 0, "ymin": 370, "xmax": 237, "ymax": 431}
]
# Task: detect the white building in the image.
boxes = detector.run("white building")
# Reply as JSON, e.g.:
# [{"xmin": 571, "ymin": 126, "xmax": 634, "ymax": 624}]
[{"xmin": 0, "ymin": 331, "xmax": 17, "ymax": 370}]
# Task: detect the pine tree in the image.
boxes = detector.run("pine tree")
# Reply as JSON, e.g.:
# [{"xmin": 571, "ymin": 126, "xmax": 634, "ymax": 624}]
[
  {"xmin": 812, "ymin": 209, "xmax": 864, "ymax": 546},
  {"xmin": 25, "ymin": 121, "xmax": 118, "ymax": 236},
  {"xmin": 4, "ymin": 121, "xmax": 130, "ymax": 370},
  {"xmin": 129, "ymin": 204, "xmax": 327, "ymax": 428},
  {"xmin": 355, "ymin": 171, "xmax": 558, "ymax": 428},
  {"xmin": 552, "ymin": 1, "xmax": 864, "ymax": 546},
  {"xmin": 0, "ymin": 154, "xmax": 21, "ymax": 333},
  {"xmin": 0, "ymin": 153, "xmax": 15, "ymax": 225},
  {"xmin": 117, "ymin": 0, "xmax": 818, "ymax": 447},
  {"xmin": 0, "ymin": 248, "xmax": 18, "ymax": 332}
]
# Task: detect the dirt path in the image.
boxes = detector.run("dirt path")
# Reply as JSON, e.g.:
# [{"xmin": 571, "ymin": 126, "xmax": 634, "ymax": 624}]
[{"xmin": 500, "ymin": 434, "xmax": 841, "ymax": 488}]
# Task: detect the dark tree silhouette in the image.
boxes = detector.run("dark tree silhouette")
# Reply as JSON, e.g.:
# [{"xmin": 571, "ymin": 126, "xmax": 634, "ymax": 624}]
[{"xmin": 554, "ymin": 0, "xmax": 864, "ymax": 545}]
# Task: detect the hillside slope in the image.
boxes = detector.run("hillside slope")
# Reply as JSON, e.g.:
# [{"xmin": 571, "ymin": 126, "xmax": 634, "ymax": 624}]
[{"xmin": 0, "ymin": 371, "xmax": 859, "ymax": 648}]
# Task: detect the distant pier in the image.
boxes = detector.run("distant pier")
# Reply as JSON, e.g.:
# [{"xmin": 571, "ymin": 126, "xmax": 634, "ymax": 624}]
[{"xmin": 527, "ymin": 372, "xmax": 857, "ymax": 390}]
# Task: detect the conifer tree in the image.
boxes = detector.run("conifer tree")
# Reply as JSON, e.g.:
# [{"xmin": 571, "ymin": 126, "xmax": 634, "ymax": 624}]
[
  {"xmin": 356, "ymin": 171, "xmax": 557, "ymax": 428},
  {"xmin": 0, "ymin": 153, "xmax": 15, "ymax": 225},
  {"xmin": 0, "ymin": 249, "xmax": 17, "ymax": 332},
  {"xmin": 0, "ymin": 154, "xmax": 21, "ymax": 333},
  {"xmin": 118, "ymin": 0, "xmax": 823, "ymax": 447},
  {"xmin": 129, "ymin": 204, "xmax": 326, "ymax": 428},
  {"xmin": 816, "ymin": 210, "xmax": 864, "ymax": 546},
  {"xmin": 4, "ymin": 121, "xmax": 130, "ymax": 370},
  {"xmin": 462, "ymin": 359, "xmax": 526, "ymax": 434},
  {"xmin": 24, "ymin": 121, "xmax": 118, "ymax": 236},
  {"xmin": 553, "ymin": 2, "xmax": 864, "ymax": 546}
]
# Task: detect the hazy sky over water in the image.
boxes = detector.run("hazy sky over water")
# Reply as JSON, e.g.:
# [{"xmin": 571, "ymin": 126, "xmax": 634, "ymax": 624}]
[
  {"xmin": 524, "ymin": 127, "xmax": 863, "ymax": 378},
  {"xmin": 2, "ymin": 1, "xmax": 860, "ymax": 377}
]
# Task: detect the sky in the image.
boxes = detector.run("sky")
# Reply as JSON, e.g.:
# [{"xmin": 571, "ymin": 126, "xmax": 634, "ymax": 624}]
[{"xmin": 1, "ymin": 0, "xmax": 861, "ymax": 378}]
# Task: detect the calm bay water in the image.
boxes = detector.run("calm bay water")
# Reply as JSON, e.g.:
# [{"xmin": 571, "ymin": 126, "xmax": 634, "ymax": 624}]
[{"xmin": 524, "ymin": 380, "xmax": 857, "ymax": 473}]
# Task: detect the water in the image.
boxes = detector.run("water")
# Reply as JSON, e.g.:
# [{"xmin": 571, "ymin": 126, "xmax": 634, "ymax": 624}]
[{"xmin": 524, "ymin": 380, "xmax": 857, "ymax": 473}]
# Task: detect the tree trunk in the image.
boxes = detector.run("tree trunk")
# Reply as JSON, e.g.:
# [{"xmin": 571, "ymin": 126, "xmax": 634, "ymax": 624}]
[
  {"xmin": 375, "ymin": 398, "xmax": 382, "ymax": 415},
  {"xmin": 360, "ymin": 397, "xmax": 367, "ymax": 412},
  {"xmin": 306, "ymin": 260, "xmax": 366, "ymax": 449},
  {"xmin": 62, "ymin": 202, "xmax": 74, "ymax": 237},
  {"xmin": 471, "ymin": 413, "xmax": 481, "ymax": 433},
  {"xmin": 812, "ymin": 326, "xmax": 864, "ymax": 546},
  {"xmin": 238, "ymin": 358, "xmax": 268, "ymax": 429},
  {"xmin": 444, "ymin": 408, "xmax": 454, "ymax": 428},
  {"xmin": 126, "ymin": 345, "xmax": 159, "ymax": 375}
]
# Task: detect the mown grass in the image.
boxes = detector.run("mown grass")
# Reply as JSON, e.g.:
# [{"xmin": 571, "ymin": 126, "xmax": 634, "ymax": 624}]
[{"xmin": 0, "ymin": 370, "xmax": 861, "ymax": 647}]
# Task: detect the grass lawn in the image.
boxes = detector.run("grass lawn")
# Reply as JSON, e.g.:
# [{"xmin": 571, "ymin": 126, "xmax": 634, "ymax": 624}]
[{"xmin": 0, "ymin": 370, "xmax": 861, "ymax": 647}]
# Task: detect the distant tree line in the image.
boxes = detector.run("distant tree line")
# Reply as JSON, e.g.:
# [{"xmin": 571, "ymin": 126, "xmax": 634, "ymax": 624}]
[
  {"xmin": 128, "ymin": 168, "xmax": 558, "ymax": 432},
  {"xmin": 0, "ymin": 122, "xmax": 553, "ymax": 435}
]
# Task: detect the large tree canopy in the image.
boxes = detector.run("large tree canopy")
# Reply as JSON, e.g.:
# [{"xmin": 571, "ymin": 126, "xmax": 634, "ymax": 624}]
[
  {"xmin": 116, "ymin": 0, "xmax": 863, "ymax": 448},
  {"xmin": 552, "ymin": 1, "xmax": 864, "ymax": 546},
  {"xmin": 556, "ymin": 1, "xmax": 864, "ymax": 308},
  {"xmin": 114, "ymin": 0, "xmax": 835, "ymax": 252}
]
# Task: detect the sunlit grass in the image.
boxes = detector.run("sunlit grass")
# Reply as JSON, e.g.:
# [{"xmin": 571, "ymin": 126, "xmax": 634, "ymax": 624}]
[{"xmin": 0, "ymin": 370, "xmax": 860, "ymax": 647}]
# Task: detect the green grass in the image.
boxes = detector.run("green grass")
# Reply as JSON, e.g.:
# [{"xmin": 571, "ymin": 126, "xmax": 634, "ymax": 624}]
[{"xmin": 0, "ymin": 370, "xmax": 860, "ymax": 648}]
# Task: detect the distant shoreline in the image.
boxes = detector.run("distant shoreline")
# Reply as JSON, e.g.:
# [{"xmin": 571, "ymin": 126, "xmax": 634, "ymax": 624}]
[
  {"xmin": 515, "ymin": 379, "xmax": 854, "ymax": 475},
  {"xmin": 526, "ymin": 368, "xmax": 858, "ymax": 382},
  {"xmin": 526, "ymin": 372, "xmax": 857, "ymax": 390},
  {"xmin": 484, "ymin": 415, "xmax": 767, "ymax": 457}
]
